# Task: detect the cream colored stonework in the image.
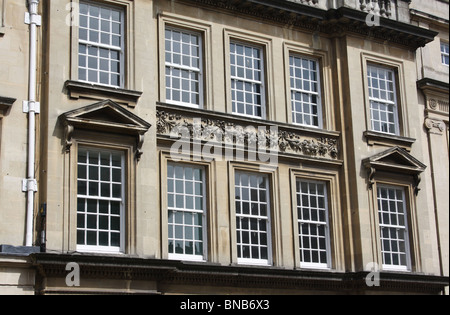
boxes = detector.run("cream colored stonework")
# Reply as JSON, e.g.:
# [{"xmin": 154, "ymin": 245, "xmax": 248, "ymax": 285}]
[{"xmin": 0, "ymin": 0, "xmax": 448, "ymax": 294}]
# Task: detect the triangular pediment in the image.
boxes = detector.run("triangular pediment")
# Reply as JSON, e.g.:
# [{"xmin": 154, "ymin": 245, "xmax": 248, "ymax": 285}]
[
  {"xmin": 363, "ymin": 146, "xmax": 426, "ymax": 174},
  {"xmin": 59, "ymin": 99, "xmax": 151, "ymax": 134},
  {"xmin": 79, "ymin": 107, "xmax": 135, "ymax": 125},
  {"xmin": 59, "ymin": 100, "xmax": 151, "ymax": 160}
]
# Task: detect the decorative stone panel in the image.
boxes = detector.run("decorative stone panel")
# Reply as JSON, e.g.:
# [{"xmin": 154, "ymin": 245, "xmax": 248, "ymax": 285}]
[
  {"xmin": 424, "ymin": 118, "xmax": 446, "ymax": 135},
  {"xmin": 156, "ymin": 103, "xmax": 341, "ymax": 163}
]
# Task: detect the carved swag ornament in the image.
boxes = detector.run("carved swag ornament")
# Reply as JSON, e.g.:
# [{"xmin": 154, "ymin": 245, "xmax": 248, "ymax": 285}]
[{"xmin": 156, "ymin": 110, "xmax": 339, "ymax": 160}]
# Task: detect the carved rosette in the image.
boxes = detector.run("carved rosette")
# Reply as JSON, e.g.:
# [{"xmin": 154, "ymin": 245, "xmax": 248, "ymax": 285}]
[{"xmin": 156, "ymin": 109, "xmax": 340, "ymax": 161}]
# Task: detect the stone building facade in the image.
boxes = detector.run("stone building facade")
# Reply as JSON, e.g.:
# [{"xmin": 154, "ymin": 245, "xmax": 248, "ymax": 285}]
[{"xmin": 0, "ymin": 0, "xmax": 448, "ymax": 295}]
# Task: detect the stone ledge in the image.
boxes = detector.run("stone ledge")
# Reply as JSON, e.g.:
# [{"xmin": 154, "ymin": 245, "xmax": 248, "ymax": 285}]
[
  {"xmin": 364, "ymin": 130, "xmax": 416, "ymax": 151},
  {"xmin": 64, "ymin": 80, "xmax": 143, "ymax": 108},
  {"xmin": 0, "ymin": 245, "xmax": 41, "ymax": 256},
  {"xmin": 31, "ymin": 252, "xmax": 450, "ymax": 294}
]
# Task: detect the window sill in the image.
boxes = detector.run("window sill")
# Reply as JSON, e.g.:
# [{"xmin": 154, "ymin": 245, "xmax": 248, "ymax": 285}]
[
  {"xmin": 299, "ymin": 263, "xmax": 331, "ymax": 271},
  {"xmin": 364, "ymin": 131, "xmax": 415, "ymax": 151},
  {"xmin": 76, "ymin": 246, "xmax": 124, "ymax": 255},
  {"xmin": 382, "ymin": 265, "xmax": 411, "ymax": 273},
  {"xmin": 168, "ymin": 254, "xmax": 206, "ymax": 262},
  {"xmin": 64, "ymin": 80, "xmax": 142, "ymax": 107},
  {"xmin": 237, "ymin": 258, "xmax": 271, "ymax": 267}
]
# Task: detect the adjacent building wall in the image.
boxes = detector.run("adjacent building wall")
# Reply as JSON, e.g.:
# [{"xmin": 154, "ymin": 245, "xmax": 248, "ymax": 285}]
[{"xmin": 0, "ymin": 0, "xmax": 31, "ymax": 247}]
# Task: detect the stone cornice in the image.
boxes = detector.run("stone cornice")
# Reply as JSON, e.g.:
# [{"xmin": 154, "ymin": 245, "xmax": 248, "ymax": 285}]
[
  {"xmin": 177, "ymin": 0, "xmax": 437, "ymax": 49},
  {"xmin": 31, "ymin": 253, "xmax": 450, "ymax": 294},
  {"xmin": 64, "ymin": 80, "xmax": 143, "ymax": 108},
  {"xmin": 417, "ymin": 78, "xmax": 450, "ymax": 95},
  {"xmin": 324, "ymin": 7, "xmax": 437, "ymax": 48},
  {"xmin": 410, "ymin": 8, "xmax": 450, "ymax": 27}
]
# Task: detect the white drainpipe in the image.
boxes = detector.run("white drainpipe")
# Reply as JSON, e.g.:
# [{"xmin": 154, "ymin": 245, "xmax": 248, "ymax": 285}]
[{"xmin": 22, "ymin": 0, "xmax": 41, "ymax": 247}]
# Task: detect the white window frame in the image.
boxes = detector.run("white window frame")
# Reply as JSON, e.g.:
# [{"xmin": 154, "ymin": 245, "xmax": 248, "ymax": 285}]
[
  {"xmin": 289, "ymin": 54, "xmax": 323, "ymax": 128},
  {"xmin": 230, "ymin": 41, "xmax": 266, "ymax": 119},
  {"xmin": 167, "ymin": 163, "xmax": 207, "ymax": 262},
  {"xmin": 78, "ymin": 1, "xmax": 125, "ymax": 88},
  {"xmin": 296, "ymin": 179, "xmax": 331, "ymax": 270},
  {"xmin": 76, "ymin": 147, "xmax": 125, "ymax": 254},
  {"xmin": 164, "ymin": 26, "xmax": 204, "ymax": 108},
  {"xmin": 234, "ymin": 171, "xmax": 272, "ymax": 266},
  {"xmin": 441, "ymin": 41, "xmax": 449, "ymax": 67},
  {"xmin": 367, "ymin": 64, "xmax": 400, "ymax": 136},
  {"xmin": 376, "ymin": 185, "xmax": 411, "ymax": 272}
]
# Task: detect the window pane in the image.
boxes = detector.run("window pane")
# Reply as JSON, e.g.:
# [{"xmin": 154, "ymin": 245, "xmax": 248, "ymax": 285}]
[
  {"xmin": 77, "ymin": 148, "xmax": 124, "ymax": 252},
  {"xmin": 441, "ymin": 42, "xmax": 449, "ymax": 66},
  {"xmin": 230, "ymin": 42, "xmax": 264, "ymax": 118},
  {"xmin": 377, "ymin": 186, "xmax": 410, "ymax": 270},
  {"xmin": 296, "ymin": 180, "xmax": 330, "ymax": 268},
  {"xmin": 165, "ymin": 27, "xmax": 202, "ymax": 107},
  {"xmin": 289, "ymin": 55, "xmax": 321, "ymax": 125},
  {"xmin": 235, "ymin": 171, "xmax": 271, "ymax": 265},
  {"xmin": 78, "ymin": 1, "xmax": 123, "ymax": 87},
  {"xmin": 167, "ymin": 164, "xmax": 206, "ymax": 260},
  {"xmin": 367, "ymin": 65, "xmax": 398, "ymax": 135}
]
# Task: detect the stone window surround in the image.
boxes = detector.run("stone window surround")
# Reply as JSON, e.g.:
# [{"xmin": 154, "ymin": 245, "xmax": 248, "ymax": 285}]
[
  {"xmin": 58, "ymin": 99, "xmax": 151, "ymax": 254},
  {"xmin": 224, "ymin": 28, "xmax": 274, "ymax": 121},
  {"xmin": 166, "ymin": 162, "xmax": 208, "ymax": 261},
  {"xmin": 363, "ymin": 146, "xmax": 427, "ymax": 273},
  {"xmin": 158, "ymin": 13, "xmax": 213, "ymax": 111},
  {"xmin": 69, "ymin": 138, "xmax": 135, "ymax": 254},
  {"xmin": 283, "ymin": 41, "xmax": 335, "ymax": 131},
  {"xmin": 228, "ymin": 162, "xmax": 280, "ymax": 267},
  {"xmin": 376, "ymin": 184, "xmax": 412, "ymax": 272},
  {"xmin": 68, "ymin": 0, "xmax": 140, "ymax": 106},
  {"xmin": 289, "ymin": 168, "xmax": 344, "ymax": 271},
  {"xmin": 159, "ymin": 152, "xmax": 215, "ymax": 262},
  {"xmin": 361, "ymin": 52, "xmax": 416, "ymax": 150},
  {"xmin": 369, "ymin": 178, "xmax": 422, "ymax": 273}
]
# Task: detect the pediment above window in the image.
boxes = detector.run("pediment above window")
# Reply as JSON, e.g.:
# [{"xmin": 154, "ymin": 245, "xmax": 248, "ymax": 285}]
[
  {"xmin": 363, "ymin": 146, "xmax": 427, "ymax": 195},
  {"xmin": 59, "ymin": 99, "xmax": 151, "ymax": 160},
  {"xmin": 363, "ymin": 146, "xmax": 426, "ymax": 174}
]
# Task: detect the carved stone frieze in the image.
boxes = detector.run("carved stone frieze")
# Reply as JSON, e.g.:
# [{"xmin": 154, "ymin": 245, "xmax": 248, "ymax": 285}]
[
  {"xmin": 428, "ymin": 98, "xmax": 449, "ymax": 114},
  {"xmin": 156, "ymin": 106, "xmax": 340, "ymax": 161}
]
